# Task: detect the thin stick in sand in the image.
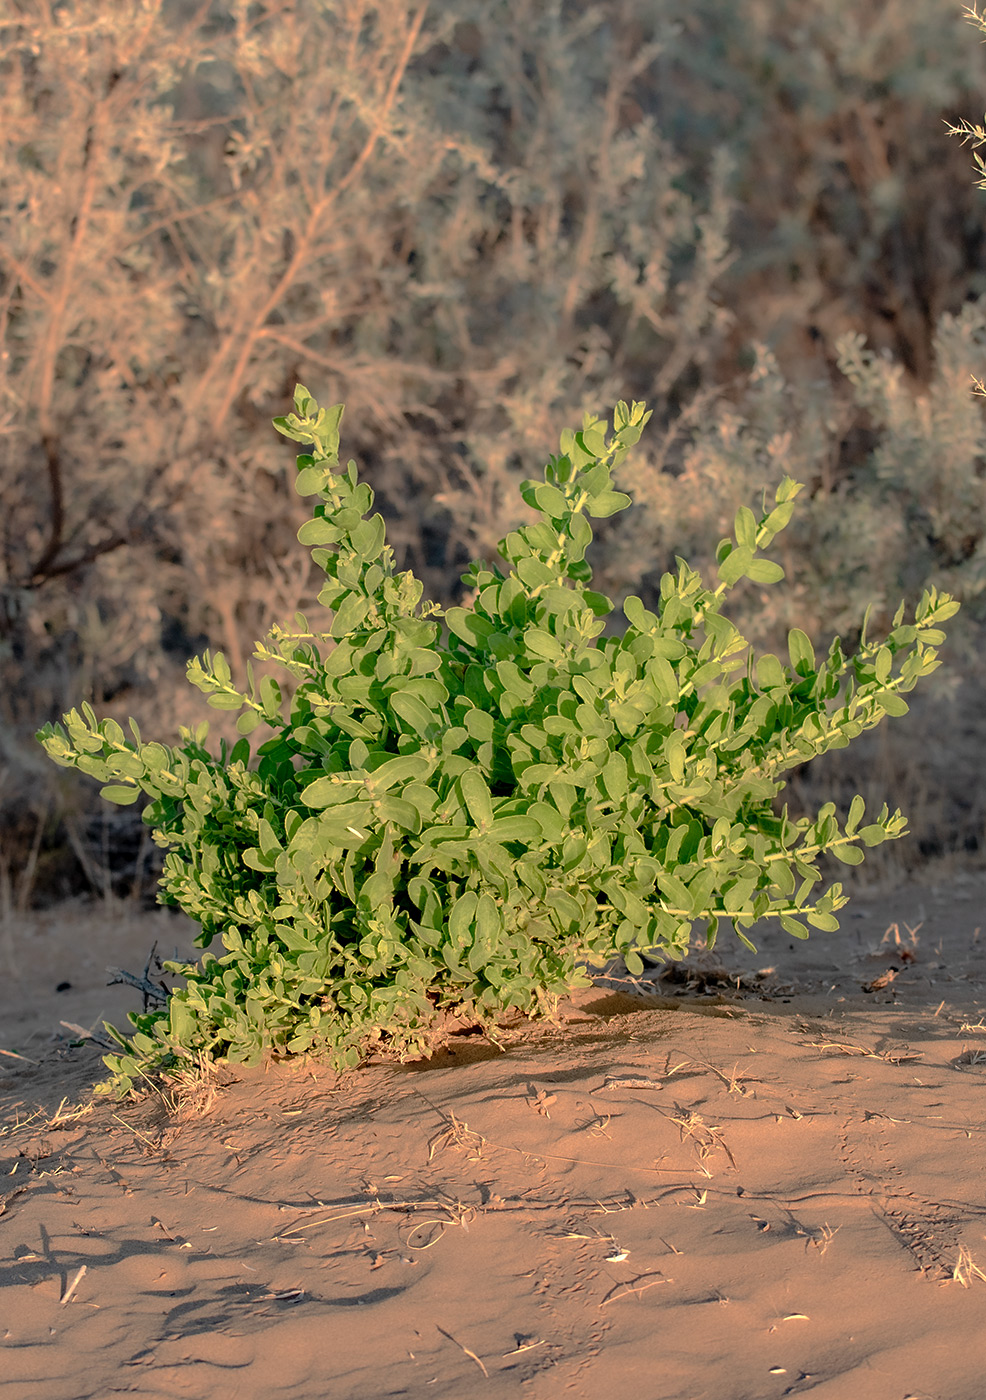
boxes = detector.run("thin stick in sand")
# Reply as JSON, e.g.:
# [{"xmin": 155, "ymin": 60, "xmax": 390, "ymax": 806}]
[{"xmin": 60, "ymin": 1264, "xmax": 87, "ymax": 1306}]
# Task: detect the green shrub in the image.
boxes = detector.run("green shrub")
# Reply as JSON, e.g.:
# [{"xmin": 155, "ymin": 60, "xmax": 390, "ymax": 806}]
[{"xmin": 37, "ymin": 385, "xmax": 957, "ymax": 1094}]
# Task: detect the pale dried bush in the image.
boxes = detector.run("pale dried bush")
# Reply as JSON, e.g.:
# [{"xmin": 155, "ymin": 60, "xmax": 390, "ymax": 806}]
[{"xmin": 2, "ymin": 0, "xmax": 986, "ymax": 901}]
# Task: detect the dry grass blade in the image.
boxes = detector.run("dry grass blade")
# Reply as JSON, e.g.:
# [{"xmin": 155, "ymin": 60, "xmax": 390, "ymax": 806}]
[
  {"xmin": 435, "ymin": 1324, "xmax": 489, "ymax": 1378},
  {"xmin": 665, "ymin": 1050, "xmax": 753, "ymax": 1095},
  {"xmin": 881, "ymin": 921, "xmax": 923, "ymax": 948},
  {"xmin": 49, "ymin": 1097, "xmax": 95, "ymax": 1127},
  {"xmin": 502, "ymin": 1338, "xmax": 547, "ymax": 1356},
  {"xmin": 426, "ymin": 1110, "xmax": 487, "ymax": 1163},
  {"xmin": 0, "ymin": 1186, "xmax": 34, "ymax": 1219},
  {"xmin": 799, "ymin": 1223, "xmax": 839, "ymax": 1257},
  {"xmin": 0, "ymin": 1107, "xmax": 47, "ymax": 1140},
  {"xmin": 666, "ymin": 1106, "xmax": 738, "ymax": 1171},
  {"xmin": 802, "ymin": 1038, "xmax": 922, "ymax": 1065},
  {"xmin": 274, "ymin": 1194, "xmax": 473, "ymax": 1239},
  {"xmin": 947, "ymin": 1246, "xmax": 986, "ymax": 1287},
  {"xmin": 406, "ymin": 1203, "xmax": 477, "ymax": 1250}
]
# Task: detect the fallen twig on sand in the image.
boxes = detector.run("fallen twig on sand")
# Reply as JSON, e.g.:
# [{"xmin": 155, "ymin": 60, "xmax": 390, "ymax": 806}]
[
  {"xmin": 60, "ymin": 1021, "xmax": 117, "ymax": 1051},
  {"xmin": 600, "ymin": 1273, "xmax": 670, "ymax": 1305}
]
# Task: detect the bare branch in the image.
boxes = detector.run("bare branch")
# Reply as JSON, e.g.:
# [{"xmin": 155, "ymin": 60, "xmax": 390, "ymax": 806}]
[
  {"xmin": 106, "ymin": 965, "xmax": 169, "ymax": 1007},
  {"xmin": 205, "ymin": 4, "xmax": 431, "ymax": 439}
]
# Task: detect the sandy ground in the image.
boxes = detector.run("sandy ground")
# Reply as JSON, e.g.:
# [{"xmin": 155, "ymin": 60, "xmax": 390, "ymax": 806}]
[{"xmin": 2, "ymin": 872, "xmax": 986, "ymax": 1400}]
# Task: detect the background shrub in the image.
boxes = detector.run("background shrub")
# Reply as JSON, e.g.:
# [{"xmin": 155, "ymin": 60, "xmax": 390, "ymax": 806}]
[{"xmin": 2, "ymin": 0, "xmax": 986, "ymax": 904}]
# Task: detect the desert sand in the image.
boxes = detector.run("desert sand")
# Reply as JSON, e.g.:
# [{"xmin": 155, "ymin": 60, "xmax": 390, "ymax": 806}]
[{"xmin": 2, "ymin": 871, "xmax": 986, "ymax": 1400}]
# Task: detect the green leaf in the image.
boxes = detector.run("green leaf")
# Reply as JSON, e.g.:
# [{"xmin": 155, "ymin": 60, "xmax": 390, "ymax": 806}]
[
  {"xmin": 349, "ymin": 514, "xmax": 386, "ymax": 559},
  {"xmin": 376, "ymin": 796, "xmax": 420, "ymax": 832},
  {"xmin": 463, "ymin": 708, "xmax": 495, "ymax": 742},
  {"xmin": 237, "ymin": 710, "xmax": 262, "ymax": 735},
  {"xmin": 760, "ymin": 498, "xmax": 796, "ymax": 541},
  {"xmin": 295, "ymin": 464, "xmax": 334, "ymax": 496},
  {"xmin": 580, "ymin": 461, "xmax": 612, "ymax": 496},
  {"xmin": 449, "ymin": 891, "xmax": 478, "ymax": 942},
  {"xmin": 806, "ymin": 911, "xmax": 840, "ymax": 931},
  {"xmin": 665, "ymin": 732, "xmax": 686, "ymax": 784},
  {"xmin": 297, "ymin": 515, "xmax": 342, "ymax": 546},
  {"xmin": 523, "ymin": 628, "xmax": 565, "ymax": 661},
  {"xmin": 622, "ymin": 595, "xmax": 658, "ymax": 633},
  {"xmin": 772, "ymin": 861, "xmax": 796, "ymax": 898},
  {"xmin": 459, "ymin": 770, "xmax": 494, "ymax": 828},
  {"xmin": 582, "ymin": 590, "xmax": 613, "ymax": 618},
  {"xmin": 655, "ymin": 869, "xmax": 694, "ymax": 910},
  {"xmin": 585, "ymin": 490, "xmax": 632, "ymax": 518},
  {"xmin": 475, "ymin": 892, "xmax": 501, "ymax": 945},
  {"xmin": 579, "ymin": 425, "xmax": 609, "ymax": 458},
  {"xmin": 535, "ymin": 585, "xmax": 582, "ymax": 618},
  {"xmin": 717, "ymin": 545, "xmax": 753, "ymax": 587},
  {"xmin": 787, "ymin": 628, "xmax": 815, "ymax": 674},
  {"xmin": 106, "ymin": 751, "xmax": 144, "ymax": 780},
  {"xmin": 879, "ymin": 692, "xmax": 909, "ymax": 717},
  {"xmin": 391, "ymin": 692, "xmax": 441, "ymax": 736},
  {"xmin": 756, "ymin": 654, "xmax": 785, "ymax": 690},
  {"xmin": 548, "ymin": 891, "xmax": 583, "ymax": 929},
  {"xmin": 734, "ymin": 505, "xmax": 757, "ymax": 549},
  {"xmin": 526, "ymin": 802, "xmax": 566, "ymax": 842},
  {"xmin": 330, "ymin": 593, "xmax": 370, "ymax": 639},
  {"xmin": 533, "ymin": 483, "xmax": 569, "ymax": 517},
  {"xmin": 647, "ymin": 655, "xmax": 679, "ymax": 704},
  {"xmin": 258, "ymin": 818, "xmax": 281, "ymax": 856},
  {"xmin": 744, "ymin": 558, "xmax": 784, "ymax": 584},
  {"xmin": 365, "ymin": 754, "xmax": 434, "ymax": 790},
  {"xmin": 206, "ymin": 692, "xmax": 245, "ymax": 711},
  {"xmin": 99, "ymin": 784, "xmax": 141, "ymax": 805},
  {"xmin": 602, "ymin": 751, "xmax": 628, "ymax": 802},
  {"xmin": 724, "ymin": 876, "xmax": 758, "ymax": 914},
  {"xmin": 445, "ymin": 607, "xmax": 496, "ymax": 649},
  {"xmin": 831, "ymin": 844, "xmax": 865, "ymax": 865},
  {"xmin": 260, "ymin": 675, "xmax": 282, "ymax": 718},
  {"xmin": 101, "ymin": 718, "xmax": 125, "ymax": 746},
  {"xmin": 611, "ymin": 701, "xmax": 647, "ymax": 736},
  {"xmin": 489, "ymin": 815, "xmax": 542, "ymax": 843},
  {"xmin": 775, "ymin": 477, "xmax": 804, "ymax": 505},
  {"xmin": 516, "ymin": 557, "xmax": 556, "ymax": 589},
  {"xmin": 300, "ymin": 776, "xmax": 355, "ymax": 808}
]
